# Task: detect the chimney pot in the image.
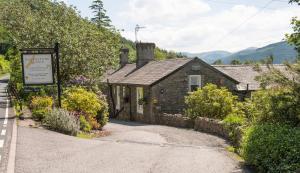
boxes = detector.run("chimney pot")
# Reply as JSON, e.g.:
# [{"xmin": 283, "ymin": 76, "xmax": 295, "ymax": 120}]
[{"xmin": 136, "ymin": 43, "xmax": 155, "ymax": 68}]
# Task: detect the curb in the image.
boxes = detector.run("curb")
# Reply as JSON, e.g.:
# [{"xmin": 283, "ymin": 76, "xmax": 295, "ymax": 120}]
[{"xmin": 6, "ymin": 118, "xmax": 17, "ymax": 173}]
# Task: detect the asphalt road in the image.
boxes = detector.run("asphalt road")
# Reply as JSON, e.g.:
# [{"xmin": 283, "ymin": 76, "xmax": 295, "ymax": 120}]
[
  {"xmin": 0, "ymin": 75, "xmax": 14, "ymax": 173},
  {"xmin": 16, "ymin": 119, "xmax": 250, "ymax": 173}
]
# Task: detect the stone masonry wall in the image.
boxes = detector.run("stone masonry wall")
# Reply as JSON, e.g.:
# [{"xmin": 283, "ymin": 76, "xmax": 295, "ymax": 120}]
[{"xmin": 151, "ymin": 58, "xmax": 238, "ymax": 114}]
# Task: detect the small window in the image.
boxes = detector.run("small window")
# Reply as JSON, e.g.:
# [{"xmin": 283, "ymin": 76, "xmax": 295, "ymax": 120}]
[
  {"xmin": 189, "ymin": 75, "xmax": 201, "ymax": 92},
  {"xmin": 136, "ymin": 87, "xmax": 143, "ymax": 114},
  {"xmin": 116, "ymin": 86, "xmax": 120, "ymax": 110}
]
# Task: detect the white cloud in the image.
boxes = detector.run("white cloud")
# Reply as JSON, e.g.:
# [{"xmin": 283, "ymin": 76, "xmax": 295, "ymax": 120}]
[{"xmin": 117, "ymin": 1, "xmax": 300, "ymax": 52}]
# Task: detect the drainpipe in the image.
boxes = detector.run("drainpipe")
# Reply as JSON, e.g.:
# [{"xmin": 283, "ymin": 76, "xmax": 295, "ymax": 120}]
[
  {"xmin": 128, "ymin": 86, "xmax": 133, "ymax": 121},
  {"xmin": 107, "ymin": 79, "xmax": 116, "ymax": 118}
]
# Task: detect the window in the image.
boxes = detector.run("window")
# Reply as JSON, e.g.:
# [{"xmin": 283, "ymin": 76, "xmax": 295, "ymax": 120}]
[
  {"xmin": 189, "ymin": 75, "xmax": 201, "ymax": 92},
  {"xmin": 136, "ymin": 87, "xmax": 143, "ymax": 114},
  {"xmin": 116, "ymin": 86, "xmax": 120, "ymax": 110}
]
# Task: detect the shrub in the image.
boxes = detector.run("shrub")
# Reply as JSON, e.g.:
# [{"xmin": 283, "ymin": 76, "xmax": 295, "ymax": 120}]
[
  {"xmin": 244, "ymin": 88, "xmax": 300, "ymax": 126},
  {"xmin": 79, "ymin": 115, "xmax": 91, "ymax": 132},
  {"xmin": 185, "ymin": 83, "xmax": 242, "ymax": 120},
  {"xmin": 30, "ymin": 96, "xmax": 53, "ymax": 121},
  {"xmin": 223, "ymin": 114, "xmax": 245, "ymax": 145},
  {"xmin": 43, "ymin": 109, "xmax": 79, "ymax": 136},
  {"xmin": 63, "ymin": 87, "xmax": 109, "ymax": 129},
  {"xmin": 241, "ymin": 124, "xmax": 300, "ymax": 173},
  {"xmin": 30, "ymin": 96, "xmax": 53, "ymax": 110},
  {"xmin": 0, "ymin": 55, "xmax": 10, "ymax": 74}
]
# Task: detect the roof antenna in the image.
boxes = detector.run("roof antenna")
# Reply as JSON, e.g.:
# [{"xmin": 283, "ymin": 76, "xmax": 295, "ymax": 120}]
[{"xmin": 135, "ymin": 24, "xmax": 146, "ymax": 43}]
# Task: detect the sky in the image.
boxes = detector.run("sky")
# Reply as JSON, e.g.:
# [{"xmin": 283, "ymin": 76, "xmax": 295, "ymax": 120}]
[{"xmin": 61, "ymin": 0, "xmax": 299, "ymax": 53}]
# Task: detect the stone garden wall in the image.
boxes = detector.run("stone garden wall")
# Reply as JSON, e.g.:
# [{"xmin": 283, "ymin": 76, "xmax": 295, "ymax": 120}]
[
  {"xmin": 157, "ymin": 113, "xmax": 242, "ymax": 145},
  {"xmin": 158, "ymin": 113, "xmax": 194, "ymax": 128}
]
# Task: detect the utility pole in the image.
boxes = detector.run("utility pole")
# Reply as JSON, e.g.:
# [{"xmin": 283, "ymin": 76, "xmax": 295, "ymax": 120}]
[{"xmin": 135, "ymin": 24, "xmax": 146, "ymax": 42}]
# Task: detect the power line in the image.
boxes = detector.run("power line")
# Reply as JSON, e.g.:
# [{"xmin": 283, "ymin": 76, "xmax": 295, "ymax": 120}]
[{"xmin": 211, "ymin": 0, "xmax": 274, "ymax": 47}]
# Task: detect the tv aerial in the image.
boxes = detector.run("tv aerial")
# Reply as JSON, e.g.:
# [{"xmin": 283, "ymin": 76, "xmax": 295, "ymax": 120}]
[{"xmin": 135, "ymin": 24, "xmax": 146, "ymax": 42}]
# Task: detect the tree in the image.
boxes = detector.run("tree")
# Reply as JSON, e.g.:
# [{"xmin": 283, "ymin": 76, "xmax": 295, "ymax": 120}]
[
  {"xmin": 0, "ymin": 0, "xmax": 120, "ymax": 84},
  {"xmin": 287, "ymin": 0, "xmax": 299, "ymax": 58},
  {"xmin": 90, "ymin": 0, "xmax": 112, "ymax": 29},
  {"xmin": 212, "ymin": 59, "xmax": 223, "ymax": 65},
  {"xmin": 230, "ymin": 59, "xmax": 241, "ymax": 65}
]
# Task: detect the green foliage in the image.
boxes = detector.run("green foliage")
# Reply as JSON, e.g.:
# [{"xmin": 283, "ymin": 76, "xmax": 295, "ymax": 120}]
[
  {"xmin": 185, "ymin": 83, "xmax": 243, "ymax": 120},
  {"xmin": 212, "ymin": 59, "xmax": 223, "ymax": 65},
  {"xmin": 43, "ymin": 109, "xmax": 79, "ymax": 136},
  {"xmin": 79, "ymin": 115, "xmax": 92, "ymax": 132},
  {"xmin": 223, "ymin": 114, "xmax": 245, "ymax": 145},
  {"xmin": 63, "ymin": 87, "xmax": 109, "ymax": 129},
  {"xmin": 0, "ymin": 55, "xmax": 9, "ymax": 74},
  {"xmin": 90, "ymin": 0, "xmax": 112, "ymax": 29},
  {"xmin": 241, "ymin": 124, "xmax": 300, "ymax": 173},
  {"xmin": 30, "ymin": 96, "xmax": 53, "ymax": 121},
  {"xmin": 30, "ymin": 96, "xmax": 53, "ymax": 110},
  {"xmin": 63, "ymin": 87, "xmax": 101, "ymax": 116},
  {"xmin": 32, "ymin": 109, "xmax": 48, "ymax": 121},
  {"xmin": 0, "ymin": 0, "xmax": 120, "ymax": 82},
  {"xmin": 230, "ymin": 59, "xmax": 241, "ymax": 65},
  {"xmin": 244, "ymin": 88, "xmax": 300, "ymax": 126}
]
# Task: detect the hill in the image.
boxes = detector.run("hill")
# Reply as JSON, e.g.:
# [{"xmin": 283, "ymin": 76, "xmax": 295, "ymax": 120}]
[
  {"xmin": 183, "ymin": 51, "xmax": 232, "ymax": 64},
  {"xmin": 222, "ymin": 41, "xmax": 298, "ymax": 64},
  {"xmin": 184, "ymin": 41, "xmax": 298, "ymax": 64}
]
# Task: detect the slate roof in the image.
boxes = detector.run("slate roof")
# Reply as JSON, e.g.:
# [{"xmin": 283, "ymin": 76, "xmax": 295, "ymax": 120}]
[
  {"xmin": 104, "ymin": 58, "xmax": 193, "ymax": 86},
  {"xmin": 213, "ymin": 64, "xmax": 289, "ymax": 90}
]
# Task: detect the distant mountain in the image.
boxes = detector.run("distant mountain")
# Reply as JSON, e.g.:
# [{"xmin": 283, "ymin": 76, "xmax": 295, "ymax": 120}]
[
  {"xmin": 183, "ymin": 41, "xmax": 298, "ymax": 64},
  {"xmin": 222, "ymin": 41, "xmax": 298, "ymax": 64},
  {"xmin": 183, "ymin": 51, "xmax": 232, "ymax": 64}
]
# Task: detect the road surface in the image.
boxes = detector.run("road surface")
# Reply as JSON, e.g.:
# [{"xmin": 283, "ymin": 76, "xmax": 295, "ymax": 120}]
[
  {"xmin": 0, "ymin": 75, "xmax": 14, "ymax": 172},
  {"xmin": 16, "ymin": 119, "xmax": 250, "ymax": 173}
]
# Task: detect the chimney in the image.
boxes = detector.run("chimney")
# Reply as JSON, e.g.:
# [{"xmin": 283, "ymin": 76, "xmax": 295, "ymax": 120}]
[
  {"xmin": 120, "ymin": 48, "xmax": 129, "ymax": 67},
  {"xmin": 136, "ymin": 43, "xmax": 155, "ymax": 68}
]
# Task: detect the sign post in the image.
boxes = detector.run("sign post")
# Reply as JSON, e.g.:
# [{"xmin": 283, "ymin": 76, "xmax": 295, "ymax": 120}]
[
  {"xmin": 20, "ymin": 43, "xmax": 62, "ymax": 107},
  {"xmin": 54, "ymin": 43, "xmax": 62, "ymax": 108}
]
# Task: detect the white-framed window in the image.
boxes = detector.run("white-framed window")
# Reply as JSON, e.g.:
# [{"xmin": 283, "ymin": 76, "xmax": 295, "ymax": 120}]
[
  {"xmin": 136, "ymin": 87, "xmax": 144, "ymax": 114},
  {"xmin": 116, "ymin": 86, "xmax": 120, "ymax": 110},
  {"xmin": 189, "ymin": 75, "xmax": 202, "ymax": 92}
]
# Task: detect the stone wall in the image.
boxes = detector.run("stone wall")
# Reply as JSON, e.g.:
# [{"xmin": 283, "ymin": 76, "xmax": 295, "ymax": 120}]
[
  {"xmin": 151, "ymin": 58, "xmax": 238, "ymax": 114},
  {"xmin": 157, "ymin": 114, "xmax": 242, "ymax": 145},
  {"xmin": 158, "ymin": 113, "xmax": 194, "ymax": 128},
  {"xmin": 194, "ymin": 117, "xmax": 229, "ymax": 139}
]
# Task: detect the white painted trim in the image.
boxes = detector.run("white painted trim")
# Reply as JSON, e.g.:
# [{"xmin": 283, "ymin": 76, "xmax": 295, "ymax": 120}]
[
  {"xmin": 188, "ymin": 75, "xmax": 202, "ymax": 92},
  {"xmin": 116, "ymin": 86, "xmax": 120, "ymax": 110},
  {"xmin": 136, "ymin": 87, "xmax": 143, "ymax": 114}
]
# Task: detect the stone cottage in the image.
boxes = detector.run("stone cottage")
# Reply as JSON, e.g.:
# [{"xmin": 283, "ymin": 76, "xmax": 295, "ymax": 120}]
[{"xmin": 103, "ymin": 42, "xmax": 287, "ymax": 123}]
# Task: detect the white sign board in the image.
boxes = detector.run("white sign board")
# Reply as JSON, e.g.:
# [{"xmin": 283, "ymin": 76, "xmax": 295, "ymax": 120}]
[{"xmin": 22, "ymin": 54, "xmax": 54, "ymax": 85}]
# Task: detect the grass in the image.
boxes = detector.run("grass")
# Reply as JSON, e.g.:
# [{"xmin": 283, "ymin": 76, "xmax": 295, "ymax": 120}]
[{"xmin": 77, "ymin": 132, "xmax": 94, "ymax": 139}]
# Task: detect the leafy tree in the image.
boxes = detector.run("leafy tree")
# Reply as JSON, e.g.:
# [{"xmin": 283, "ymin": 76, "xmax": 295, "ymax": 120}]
[
  {"xmin": 230, "ymin": 59, "xmax": 241, "ymax": 65},
  {"xmin": 0, "ymin": 0, "xmax": 120, "ymax": 83},
  {"xmin": 212, "ymin": 59, "xmax": 223, "ymax": 65},
  {"xmin": 90, "ymin": 0, "xmax": 112, "ymax": 29}
]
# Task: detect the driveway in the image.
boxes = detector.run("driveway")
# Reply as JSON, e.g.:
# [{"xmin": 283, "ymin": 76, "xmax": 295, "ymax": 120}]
[{"xmin": 16, "ymin": 119, "xmax": 249, "ymax": 173}]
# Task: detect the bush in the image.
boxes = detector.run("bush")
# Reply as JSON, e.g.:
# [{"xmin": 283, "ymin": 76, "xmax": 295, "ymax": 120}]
[
  {"xmin": 185, "ymin": 83, "xmax": 242, "ymax": 120},
  {"xmin": 244, "ymin": 88, "xmax": 300, "ymax": 126},
  {"xmin": 223, "ymin": 114, "xmax": 245, "ymax": 145},
  {"xmin": 0, "ymin": 55, "xmax": 10, "ymax": 74},
  {"xmin": 79, "ymin": 115, "xmax": 91, "ymax": 132},
  {"xmin": 43, "ymin": 109, "xmax": 79, "ymax": 136},
  {"xmin": 30, "ymin": 96, "xmax": 53, "ymax": 121},
  {"xmin": 63, "ymin": 87, "xmax": 109, "ymax": 129},
  {"xmin": 241, "ymin": 124, "xmax": 300, "ymax": 173},
  {"xmin": 30, "ymin": 96, "xmax": 53, "ymax": 110}
]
